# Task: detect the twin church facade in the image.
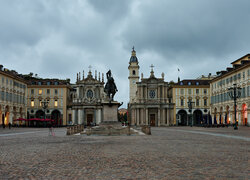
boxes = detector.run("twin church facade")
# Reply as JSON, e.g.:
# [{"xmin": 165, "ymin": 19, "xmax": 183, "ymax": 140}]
[{"xmin": 1, "ymin": 49, "xmax": 249, "ymax": 127}]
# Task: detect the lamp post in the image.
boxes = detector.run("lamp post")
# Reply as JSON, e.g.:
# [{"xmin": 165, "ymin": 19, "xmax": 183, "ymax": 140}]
[
  {"xmin": 41, "ymin": 99, "xmax": 49, "ymax": 126},
  {"xmin": 187, "ymin": 99, "xmax": 195, "ymax": 127},
  {"xmin": 228, "ymin": 83, "xmax": 241, "ymax": 130}
]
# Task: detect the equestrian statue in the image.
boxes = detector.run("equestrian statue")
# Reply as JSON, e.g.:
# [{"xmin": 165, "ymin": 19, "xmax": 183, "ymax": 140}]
[{"xmin": 104, "ymin": 70, "xmax": 118, "ymax": 103}]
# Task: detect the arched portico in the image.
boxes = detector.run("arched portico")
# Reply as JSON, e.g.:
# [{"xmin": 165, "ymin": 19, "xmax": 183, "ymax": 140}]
[
  {"xmin": 193, "ymin": 109, "xmax": 203, "ymax": 125},
  {"xmin": 177, "ymin": 109, "xmax": 188, "ymax": 126}
]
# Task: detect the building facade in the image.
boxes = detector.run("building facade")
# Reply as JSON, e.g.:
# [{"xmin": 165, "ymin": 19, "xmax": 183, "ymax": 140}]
[
  {"xmin": 170, "ymin": 79, "xmax": 211, "ymax": 126},
  {"xmin": 0, "ymin": 65, "xmax": 27, "ymax": 126},
  {"xmin": 128, "ymin": 48, "xmax": 174, "ymax": 126},
  {"xmin": 210, "ymin": 54, "xmax": 250, "ymax": 126},
  {"xmin": 23, "ymin": 75, "xmax": 70, "ymax": 126},
  {"xmin": 68, "ymin": 70, "xmax": 106, "ymax": 126}
]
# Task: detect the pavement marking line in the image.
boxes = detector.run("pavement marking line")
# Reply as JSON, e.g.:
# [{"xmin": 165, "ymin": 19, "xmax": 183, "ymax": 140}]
[
  {"xmin": 0, "ymin": 130, "xmax": 49, "ymax": 137},
  {"xmin": 168, "ymin": 129, "xmax": 250, "ymax": 142}
]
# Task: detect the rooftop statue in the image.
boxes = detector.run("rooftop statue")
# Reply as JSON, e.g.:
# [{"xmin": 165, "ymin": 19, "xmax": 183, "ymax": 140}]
[{"xmin": 104, "ymin": 70, "xmax": 118, "ymax": 102}]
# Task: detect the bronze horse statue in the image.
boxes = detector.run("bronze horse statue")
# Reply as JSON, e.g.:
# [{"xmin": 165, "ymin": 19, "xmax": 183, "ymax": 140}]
[{"xmin": 104, "ymin": 70, "xmax": 118, "ymax": 103}]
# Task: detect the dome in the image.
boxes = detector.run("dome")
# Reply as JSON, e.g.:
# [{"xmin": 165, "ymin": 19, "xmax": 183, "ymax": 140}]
[
  {"xmin": 129, "ymin": 47, "xmax": 138, "ymax": 63},
  {"xmin": 130, "ymin": 56, "xmax": 138, "ymax": 63}
]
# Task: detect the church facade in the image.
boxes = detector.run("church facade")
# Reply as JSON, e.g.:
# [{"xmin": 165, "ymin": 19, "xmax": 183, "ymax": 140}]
[
  {"xmin": 68, "ymin": 70, "xmax": 106, "ymax": 126},
  {"xmin": 128, "ymin": 48, "xmax": 175, "ymax": 126}
]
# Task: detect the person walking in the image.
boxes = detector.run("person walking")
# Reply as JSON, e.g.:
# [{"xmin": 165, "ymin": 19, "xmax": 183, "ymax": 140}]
[{"xmin": 8, "ymin": 122, "xmax": 11, "ymax": 129}]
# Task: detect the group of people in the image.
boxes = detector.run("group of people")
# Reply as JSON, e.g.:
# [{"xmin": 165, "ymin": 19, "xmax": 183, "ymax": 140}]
[{"xmin": 2, "ymin": 122, "xmax": 12, "ymax": 129}]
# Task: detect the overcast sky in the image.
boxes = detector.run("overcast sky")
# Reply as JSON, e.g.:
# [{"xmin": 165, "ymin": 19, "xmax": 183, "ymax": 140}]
[{"xmin": 0, "ymin": 0, "xmax": 250, "ymax": 107}]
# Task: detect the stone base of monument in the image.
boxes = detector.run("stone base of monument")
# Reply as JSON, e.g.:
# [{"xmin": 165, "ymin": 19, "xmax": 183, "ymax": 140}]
[{"xmin": 82, "ymin": 101, "xmax": 140, "ymax": 136}]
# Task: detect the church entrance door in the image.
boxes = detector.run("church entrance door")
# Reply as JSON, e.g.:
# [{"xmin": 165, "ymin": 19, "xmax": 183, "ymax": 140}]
[
  {"xmin": 87, "ymin": 114, "xmax": 93, "ymax": 126},
  {"xmin": 150, "ymin": 114, "xmax": 155, "ymax": 126}
]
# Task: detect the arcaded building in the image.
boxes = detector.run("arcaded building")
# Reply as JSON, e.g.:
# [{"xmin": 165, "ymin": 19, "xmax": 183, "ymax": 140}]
[{"xmin": 0, "ymin": 65, "xmax": 27, "ymax": 126}]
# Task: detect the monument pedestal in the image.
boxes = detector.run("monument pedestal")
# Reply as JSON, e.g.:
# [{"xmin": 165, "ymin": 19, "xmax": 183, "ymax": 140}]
[
  {"xmin": 100, "ymin": 101, "xmax": 121, "ymax": 127},
  {"xmin": 84, "ymin": 101, "xmax": 137, "ymax": 135}
]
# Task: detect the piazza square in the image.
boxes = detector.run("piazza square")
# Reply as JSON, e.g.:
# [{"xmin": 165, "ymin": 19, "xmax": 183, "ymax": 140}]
[{"xmin": 0, "ymin": 0, "xmax": 250, "ymax": 179}]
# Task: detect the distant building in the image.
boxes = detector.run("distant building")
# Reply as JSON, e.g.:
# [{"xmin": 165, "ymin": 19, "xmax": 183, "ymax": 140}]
[
  {"xmin": 210, "ymin": 54, "xmax": 250, "ymax": 126},
  {"xmin": 67, "ymin": 70, "xmax": 106, "ymax": 126},
  {"xmin": 23, "ymin": 75, "xmax": 71, "ymax": 126},
  {"xmin": 128, "ymin": 48, "xmax": 174, "ymax": 126},
  {"xmin": 169, "ymin": 79, "xmax": 211, "ymax": 126},
  {"xmin": 0, "ymin": 65, "xmax": 27, "ymax": 126}
]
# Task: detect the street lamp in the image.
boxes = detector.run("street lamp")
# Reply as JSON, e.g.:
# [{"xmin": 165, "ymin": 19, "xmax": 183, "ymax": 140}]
[
  {"xmin": 187, "ymin": 99, "xmax": 195, "ymax": 126},
  {"xmin": 41, "ymin": 99, "xmax": 49, "ymax": 125},
  {"xmin": 228, "ymin": 83, "xmax": 241, "ymax": 130}
]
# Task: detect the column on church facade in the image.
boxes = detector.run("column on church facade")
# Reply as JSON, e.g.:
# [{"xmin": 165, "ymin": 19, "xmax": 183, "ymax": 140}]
[
  {"xmin": 158, "ymin": 108, "xmax": 161, "ymax": 126},
  {"xmin": 167, "ymin": 109, "xmax": 170, "ymax": 126},
  {"xmin": 162, "ymin": 108, "xmax": 166, "ymax": 126},
  {"xmin": 82, "ymin": 109, "xmax": 85, "ymax": 125},
  {"xmin": 145, "ymin": 108, "xmax": 148, "ymax": 125},
  {"xmin": 72, "ymin": 109, "xmax": 76, "ymax": 124},
  {"xmin": 76, "ymin": 87, "xmax": 80, "ymax": 99},
  {"xmin": 96, "ymin": 109, "xmax": 102, "ymax": 125},
  {"xmin": 132, "ymin": 108, "xmax": 135, "ymax": 125},
  {"xmin": 78, "ymin": 109, "xmax": 82, "ymax": 124},
  {"xmin": 9, "ymin": 112, "xmax": 13, "ymax": 124},
  {"xmin": 140, "ymin": 108, "xmax": 143, "ymax": 125},
  {"xmin": 136, "ymin": 108, "xmax": 140, "ymax": 125}
]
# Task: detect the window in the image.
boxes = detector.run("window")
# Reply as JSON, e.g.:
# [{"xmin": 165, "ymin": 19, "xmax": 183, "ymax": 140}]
[
  {"xmin": 47, "ymin": 89, "xmax": 50, "ymax": 94},
  {"xmin": 54, "ymin": 82, "xmax": 59, "ymax": 85},
  {"xmin": 204, "ymin": 89, "xmax": 207, "ymax": 94},
  {"xmin": 54, "ymin": 100, "xmax": 58, "ymax": 107},
  {"xmin": 31, "ymin": 100, "xmax": 34, "ymax": 107},
  {"xmin": 87, "ymin": 90, "xmax": 93, "ymax": 98},
  {"xmin": 31, "ymin": 89, "xmax": 34, "ymax": 94},
  {"xmin": 180, "ymin": 82, "xmax": 183, "ymax": 85},
  {"xmin": 188, "ymin": 82, "xmax": 191, "ymax": 85},
  {"xmin": 180, "ymin": 89, "xmax": 184, "ymax": 95},
  {"xmin": 188, "ymin": 89, "xmax": 191, "ymax": 94},
  {"xmin": 55, "ymin": 89, "xmax": 58, "ymax": 94},
  {"xmin": 196, "ymin": 89, "xmax": 199, "ymax": 94},
  {"xmin": 149, "ymin": 90, "xmax": 156, "ymax": 99},
  {"xmin": 181, "ymin": 99, "xmax": 184, "ymax": 106},
  {"xmin": 196, "ymin": 82, "xmax": 199, "ymax": 85},
  {"xmin": 238, "ymin": 73, "xmax": 241, "ymax": 79},
  {"xmin": 243, "ymin": 72, "xmax": 245, "ymax": 80},
  {"xmin": 132, "ymin": 70, "xmax": 136, "ymax": 75},
  {"xmin": 47, "ymin": 82, "xmax": 51, "ymax": 85},
  {"xmin": 204, "ymin": 99, "xmax": 207, "ymax": 106},
  {"xmin": 39, "ymin": 100, "xmax": 42, "ymax": 107},
  {"xmin": 38, "ymin": 82, "xmax": 42, "ymax": 85},
  {"xmin": 196, "ymin": 99, "xmax": 199, "ymax": 106},
  {"xmin": 38, "ymin": 89, "xmax": 42, "ymax": 95}
]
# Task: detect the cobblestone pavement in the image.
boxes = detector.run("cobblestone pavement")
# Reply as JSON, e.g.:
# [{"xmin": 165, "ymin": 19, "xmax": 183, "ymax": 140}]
[{"xmin": 0, "ymin": 127, "xmax": 249, "ymax": 180}]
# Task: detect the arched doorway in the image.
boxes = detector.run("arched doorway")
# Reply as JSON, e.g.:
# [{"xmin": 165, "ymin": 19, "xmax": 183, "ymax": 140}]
[
  {"xmin": 5, "ymin": 106, "xmax": 10, "ymax": 125},
  {"xmin": 193, "ymin": 109, "xmax": 203, "ymax": 125},
  {"xmin": 225, "ymin": 106, "xmax": 230, "ymax": 124},
  {"xmin": 219, "ymin": 107, "xmax": 223, "ymax": 124},
  {"xmin": 242, "ymin": 104, "xmax": 247, "ymax": 126},
  {"xmin": 36, "ymin": 110, "xmax": 45, "ymax": 119},
  {"xmin": 177, "ymin": 110, "xmax": 188, "ymax": 126},
  {"xmin": 51, "ymin": 110, "xmax": 61, "ymax": 126}
]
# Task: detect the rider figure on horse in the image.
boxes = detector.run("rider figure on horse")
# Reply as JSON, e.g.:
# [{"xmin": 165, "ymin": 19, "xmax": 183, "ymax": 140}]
[{"xmin": 104, "ymin": 70, "xmax": 118, "ymax": 102}]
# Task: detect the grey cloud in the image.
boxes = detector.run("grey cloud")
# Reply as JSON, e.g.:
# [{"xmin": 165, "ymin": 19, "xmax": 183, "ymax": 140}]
[{"xmin": 0, "ymin": 0, "xmax": 249, "ymax": 107}]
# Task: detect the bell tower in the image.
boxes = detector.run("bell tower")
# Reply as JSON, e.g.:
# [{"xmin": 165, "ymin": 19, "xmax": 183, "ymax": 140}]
[{"xmin": 128, "ymin": 47, "xmax": 140, "ymax": 103}]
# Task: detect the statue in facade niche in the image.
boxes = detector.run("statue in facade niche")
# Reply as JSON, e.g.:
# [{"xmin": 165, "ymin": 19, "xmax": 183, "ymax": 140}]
[{"xmin": 104, "ymin": 70, "xmax": 118, "ymax": 102}]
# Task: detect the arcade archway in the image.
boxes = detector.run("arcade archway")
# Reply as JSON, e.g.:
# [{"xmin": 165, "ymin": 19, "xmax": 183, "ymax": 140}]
[
  {"xmin": 242, "ymin": 104, "xmax": 247, "ymax": 126},
  {"xmin": 51, "ymin": 110, "xmax": 61, "ymax": 126},
  {"xmin": 193, "ymin": 109, "xmax": 203, "ymax": 125},
  {"xmin": 177, "ymin": 110, "xmax": 188, "ymax": 126}
]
